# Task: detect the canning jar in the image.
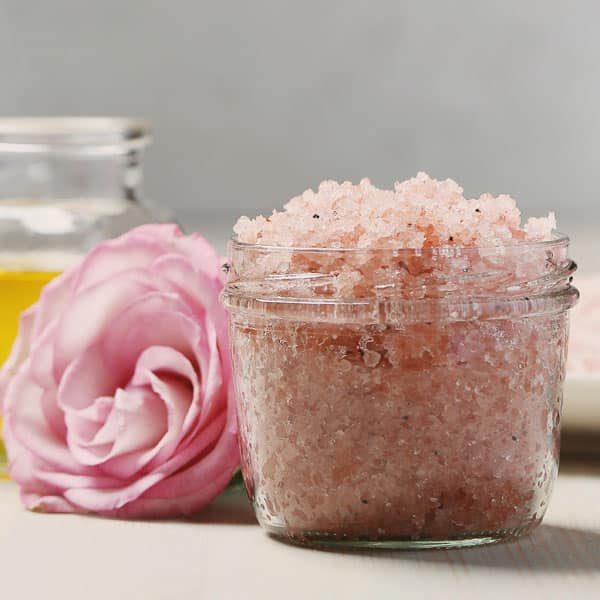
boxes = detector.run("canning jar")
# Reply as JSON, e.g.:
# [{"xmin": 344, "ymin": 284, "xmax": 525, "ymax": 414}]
[
  {"xmin": 0, "ymin": 117, "xmax": 158, "ymax": 477},
  {"xmin": 222, "ymin": 235, "xmax": 578, "ymax": 548}
]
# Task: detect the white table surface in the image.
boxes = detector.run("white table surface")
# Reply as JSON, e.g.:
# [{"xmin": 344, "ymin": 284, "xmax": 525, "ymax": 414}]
[{"xmin": 1, "ymin": 467, "xmax": 600, "ymax": 600}]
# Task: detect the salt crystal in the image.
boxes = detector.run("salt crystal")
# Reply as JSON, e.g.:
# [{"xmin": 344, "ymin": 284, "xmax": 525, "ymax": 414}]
[{"xmin": 234, "ymin": 173, "xmax": 556, "ymax": 248}]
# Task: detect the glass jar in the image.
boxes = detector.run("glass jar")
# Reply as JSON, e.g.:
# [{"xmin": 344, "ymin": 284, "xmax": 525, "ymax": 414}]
[
  {"xmin": 0, "ymin": 117, "xmax": 158, "ymax": 477},
  {"xmin": 222, "ymin": 235, "xmax": 578, "ymax": 548}
]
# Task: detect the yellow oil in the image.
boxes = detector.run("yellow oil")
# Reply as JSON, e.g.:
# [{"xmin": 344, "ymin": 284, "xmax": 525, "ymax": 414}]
[{"xmin": 0, "ymin": 269, "xmax": 61, "ymax": 479}]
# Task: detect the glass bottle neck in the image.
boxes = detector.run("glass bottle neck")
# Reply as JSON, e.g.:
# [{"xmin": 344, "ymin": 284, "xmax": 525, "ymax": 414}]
[{"xmin": 0, "ymin": 149, "xmax": 145, "ymax": 203}]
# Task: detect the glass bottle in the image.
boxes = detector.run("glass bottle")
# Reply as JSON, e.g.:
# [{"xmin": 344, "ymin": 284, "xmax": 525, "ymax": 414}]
[{"xmin": 0, "ymin": 117, "xmax": 158, "ymax": 478}]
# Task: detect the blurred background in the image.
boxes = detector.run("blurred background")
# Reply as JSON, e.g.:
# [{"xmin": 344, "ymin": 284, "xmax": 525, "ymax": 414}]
[{"xmin": 0, "ymin": 0, "xmax": 598, "ymax": 260}]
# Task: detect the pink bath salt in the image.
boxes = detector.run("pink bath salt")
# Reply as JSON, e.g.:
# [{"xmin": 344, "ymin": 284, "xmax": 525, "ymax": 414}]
[
  {"xmin": 567, "ymin": 274, "xmax": 600, "ymax": 375},
  {"xmin": 234, "ymin": 173, "xmax": 557, "ymax": 248}
]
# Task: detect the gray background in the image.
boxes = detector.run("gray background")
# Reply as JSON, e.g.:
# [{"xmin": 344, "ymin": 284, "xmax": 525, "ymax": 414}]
[{"xmin": 0, "ymin": 0, "xmax": 598, "ymax": 241}]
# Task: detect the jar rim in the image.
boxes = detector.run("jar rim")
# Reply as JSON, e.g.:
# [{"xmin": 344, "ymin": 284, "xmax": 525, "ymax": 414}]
[
  {"xmin": 222, "ymin": 285, "xmax": 579, "ymax": 325},
  {"xmin": 223, "ymin": 230, "xmax": 578, "ymax": 323},
  {"xmin": 230, "ymin": 230, "xmax": 570, "ymax": 255},
  {"xmin": 0, "ymin": 117, "xmax": 152, "ymax": 155}
]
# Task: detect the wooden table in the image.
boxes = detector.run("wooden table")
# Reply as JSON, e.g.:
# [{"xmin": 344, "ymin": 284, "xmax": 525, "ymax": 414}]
[{"xmin": 1, "ymin": 465, "xmax": 599, "ymax": 599}]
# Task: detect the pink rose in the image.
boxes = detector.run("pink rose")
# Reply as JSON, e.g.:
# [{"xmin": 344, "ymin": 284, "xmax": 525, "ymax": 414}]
[{"xmin": 0, "ymin": 224, "xmax": 239, "ymax": 518}]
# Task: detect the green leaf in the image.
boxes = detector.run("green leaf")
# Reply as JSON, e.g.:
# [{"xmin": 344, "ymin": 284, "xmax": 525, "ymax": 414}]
[{"xmin": 227, "ymin": 469, "xmax": 245, "ymax": 489}]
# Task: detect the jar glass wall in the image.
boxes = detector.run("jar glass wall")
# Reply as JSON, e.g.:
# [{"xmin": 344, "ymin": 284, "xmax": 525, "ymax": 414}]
[
  {"xmin": 223, "ymin": 236, "xmax": 578, "ymax": 548},
  {"xmin": 0, "ymin": 118, "xmax": 158, "ymax": 477}
]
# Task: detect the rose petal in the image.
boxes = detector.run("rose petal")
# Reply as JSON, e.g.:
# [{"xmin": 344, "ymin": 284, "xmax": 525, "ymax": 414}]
[
  {"xmin": 171, "ymin": 232, "xmax": 224, "ymax": 279},
  {"xmin": 70, "ymin": 226, "xmax": 181, "ymax": 293},
  {"xmin": 131, "ymin": 346, "xmax": 200, "ymax": 445},
  {"xmin": 90, "ymin": 346, "xmax": 199, "ymax": 478},
  {"xmin": 22, "ymin": 492, "xmax": 78, "ymax": 513},
  {"xmin": 0, "ymin": 308, "xmax": 37, "ymax": 410},
  {"xmin": 40, "ymin": 389, "xmax": 67, "ymax": 440},
  {"xmin": 195, "ymin": 316, "xmax": 227, "ymax": 429},
  {"xmin": 58, "ymin": 343, "xmax": 120, "ymax": 412},
  {"xmin": 152, "ymin": 254, "xmax": 224, "ymax": 316},
  {"xmin": 64, "ymin": 410, "xmax": 227, "ymax": 512},
  {"xmin": 101, "ymin": 294, "xmax": 201, "ymax": 379},
  {"xmin": 70, "ymin": 386, "xmax": 167, "ymax": 468},
  {"xmin": 150, "ymin": 258, "xmax": 231, "ymax": 433},
  {"xmin": 32, "ymin": 268, "xmax": 78, "ymax": 338},
  {"xmin": 35, "ymin": 469, "xmax": 124, "ymax": 490},
  {"xmin": 74, "ymin": 396, "xmax": 114, "ymax": 427},
  {"xmin": 28, "ymin": 322, "xmax": 60, "ymax": 390},
  {"xmin": 130, "ymin": 345, "xmax": 199, "ymax": 388},
  {"xmin": 58, "ymin": 344, "xmax": 121, "ymax": 451},
  {"xmin": 114, "ymin": 394, "xmax": 239, "ymax": 518},
  {"xmin": 53, "ymin": 271, "xmax": 170, "ymax": 377},
  {"xmin": 5, "ymin": 363, "xmax": 87, "ymax": 475},
  {"xmin": 99, "ymin": 371, "xmax": 192, "ymax": 479},
  {"xmin": 64, "ymin": 396, "xmax": 114, "ymax": 448}
]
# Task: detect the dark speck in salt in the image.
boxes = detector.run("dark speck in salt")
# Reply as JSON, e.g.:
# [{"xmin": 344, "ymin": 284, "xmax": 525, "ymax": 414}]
[
  {"xmin": 448, "ymin": 236, "xmax": 454, "ymax": 242},
  {"xmin": 402, "ymin": 415, "xmax": 409, "ymax": 421},
  {"xmin": 475, "ymin": 208, "xmax": 481, "ymax": 213},
  {"xmin": 222, "ymin": 263, "xmax": 231, "ymax": 274},
  {"xmin": 361, "ymin": 499, "xmax": 369, "ymax": 504},
  {"xmin": 512, "ymin": 435, "xmax": 518, "ymax": 441},
  {"xmin": 313, "ymin": 214, "xmax": 320, "ymax": 219}
]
